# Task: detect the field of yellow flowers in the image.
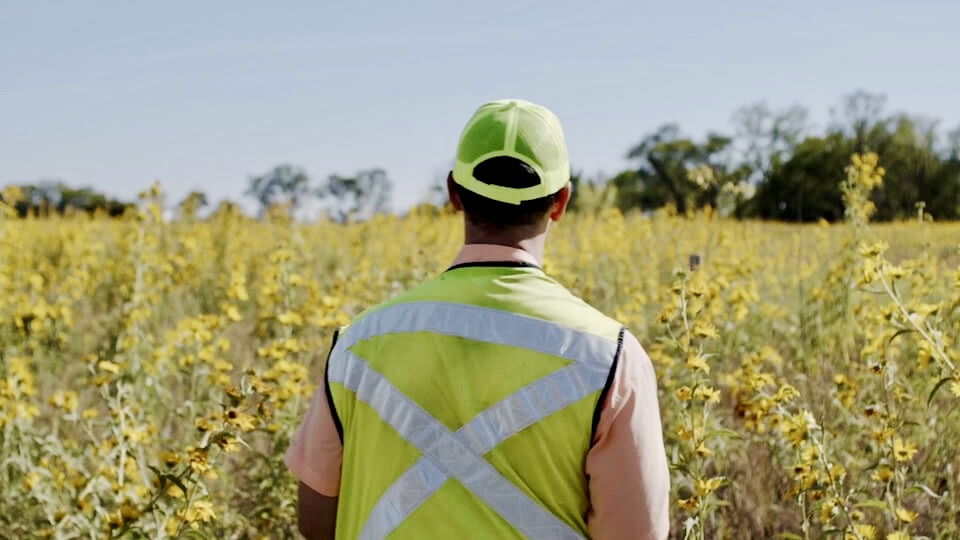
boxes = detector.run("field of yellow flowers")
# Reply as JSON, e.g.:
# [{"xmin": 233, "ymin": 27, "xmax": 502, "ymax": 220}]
[{"xmin": 1, "ymin": 154, "xmax": 958, "ymax": 539}]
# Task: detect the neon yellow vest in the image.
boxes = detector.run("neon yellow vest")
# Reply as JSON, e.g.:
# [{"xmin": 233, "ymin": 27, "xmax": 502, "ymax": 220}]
[{"xmin": 326, "ymin": 264, "xmax": 624, "ymax": 539}]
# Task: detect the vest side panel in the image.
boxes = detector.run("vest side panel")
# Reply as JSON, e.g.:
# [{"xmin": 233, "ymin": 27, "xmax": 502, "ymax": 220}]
[{"xmin": 328, "ymin": 380, "xmax": 423, "ymax": 539}]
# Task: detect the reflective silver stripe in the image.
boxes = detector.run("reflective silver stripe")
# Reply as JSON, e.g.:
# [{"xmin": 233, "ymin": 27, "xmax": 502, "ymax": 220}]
[
  {"xmin": 337, "ymin": 301, "xmax": 615, "ymax": 368},
  {"xmin": 328, "ymin": 301, "xmax": 618, "ymax": 539},
  {"xmin": 360, "ymin": 361, "xmax": 608, "ymax": 539},
  {"xmin": 459, "ymin": 360, "xmax": 609, "ymax": 454},
  {"xmin": 360, "ymin": 457, "xmax": 445, "ymax": 539},
  {"xmin": 329, "ymin": 352, "xmax": 590, "ymax": 540}
]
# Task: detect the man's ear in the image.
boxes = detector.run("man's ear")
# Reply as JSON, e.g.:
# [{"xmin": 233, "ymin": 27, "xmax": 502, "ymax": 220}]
[
  {"xmin": 549, "ymin": 182, "xmax": 572, "ymax": 222},
  {"xmin": 447, "ymin": 173, "xmax": 464, "ymax": 211}
]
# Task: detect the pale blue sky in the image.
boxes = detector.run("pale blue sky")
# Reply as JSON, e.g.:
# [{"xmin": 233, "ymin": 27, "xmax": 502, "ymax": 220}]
[{"xmin": 2, "ymin": 1, "xmax": 958, "ymax": 213}]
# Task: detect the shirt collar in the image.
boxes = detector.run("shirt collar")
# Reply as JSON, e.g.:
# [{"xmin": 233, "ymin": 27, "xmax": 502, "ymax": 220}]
[{"xmin": 449, "ymin": 243, "xmax": 542, "ymax": 269}]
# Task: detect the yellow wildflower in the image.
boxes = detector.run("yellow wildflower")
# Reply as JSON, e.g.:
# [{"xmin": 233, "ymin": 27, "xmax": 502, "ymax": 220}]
[
  {"xmin": 895, "ymin": 507, "xmax": 917, "ymax": 524},
  {"xmin": 801, "ymin": 443, "xmax": 820, "ymax": 463},
  {"xmin": 165, "ymin": 517, "xmax": 180, "ymax": 536},
  {"xmin": 224, "ymin": 303, "xmax": 243, "ymax": 322},
  {"xmin": 188, "ymin": 447, "xmax": 210, "ymax": 474},
  {"xmin": 692, "ymin": 321, "xmax": 719, "ymax": 339},
  {"xmin": 216, "ymin": 435, "xmax": 241, "ymax": 453},
  {"xmin": 893, "ymin": 438, "xmax": 918, "ymax": 462},
  {"xmin": 195, "ymin": 417, "xmax": 214, "ymax": 432},
  {"xmin": 694, "ymin": 386, "xmax": 721, "ymax": 404},
  {"xmin": 773, "ymin": 384, "xmax": 799, "ymax": 403},
  {"xmin": 820, "ymin": 498, "xmax": 837, "ymax": 524},
  {"xmin": 694, "ymin": 476, "xmax": 723, "ymax": 497},
  {"xmin": 183, "ymin": 499, "xmax": 216, "ymax": 527},
  {"xmin": 851, "ymin": 524, "xmax": 877, "ymax": 539},
  {"xmin": 685, "ymin": 353, "xmax": 710, "ymax": 374},
  {"xmin": 160, "ymin": 450, "xmax": 181, "ymax": 467},
  {"xmin": 677, "ymin": 497, "xmax": 699, "ymax": 512},
  {"xmin": 225, "ymin": 409, "xmax": 257, "ymax": 431},
  {"xmin": 166, "ymin": 482, "xmax": 185, "ymax": 499},
  {"xmin": 277, "ymin": 311, "xmax": 303, "ymax": 326},
  {"xmin": 48, "ymin": 390, "xmax": 79, "ymax": 413},
  {"xmin": 22, "ymin": 471, "xmax": 41, "ymax": 490},
  {"xmin": 97, "ymin": 361, "xmax": 120, "ymax": 374},
  {"xmin": 781, "ymin": 411, "xmax": 813, "ymax": 447}
]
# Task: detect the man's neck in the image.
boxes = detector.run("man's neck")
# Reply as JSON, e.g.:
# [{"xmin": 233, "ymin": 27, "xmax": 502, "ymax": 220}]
[{"xmin": 462, "ymin": 236, "xmax": 546, "ymax": 265}]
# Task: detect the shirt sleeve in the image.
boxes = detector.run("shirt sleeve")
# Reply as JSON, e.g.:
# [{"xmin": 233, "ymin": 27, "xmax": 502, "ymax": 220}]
[
  {"xmin": 284, "ymin": 374, "xmax": 344, "ymax": 497},
  {"xmin": 585, "ymin": 329, "xmax": 671, "ymax": 540}
]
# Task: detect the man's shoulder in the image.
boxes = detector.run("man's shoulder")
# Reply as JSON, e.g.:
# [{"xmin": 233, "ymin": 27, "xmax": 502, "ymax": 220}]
[
  {"xmin": 543, "ymin": 276, "xmax": 625, "ymax": 328},
  {"xmin": 345, "ymin": 275, "xmax": 444, "ymax": 326}
]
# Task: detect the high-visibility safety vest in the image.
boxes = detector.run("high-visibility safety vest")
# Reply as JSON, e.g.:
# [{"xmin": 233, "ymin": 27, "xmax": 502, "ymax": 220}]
[{"xmin": 325, "ymin": 264, "xmax": 625, "ymax": 539}]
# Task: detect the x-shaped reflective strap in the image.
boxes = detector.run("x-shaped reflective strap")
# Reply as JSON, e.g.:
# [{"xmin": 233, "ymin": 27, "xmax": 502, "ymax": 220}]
[
  {"xmin": 329, "ymin": 352, "xmax": 610, "ymax": 540},
  {"xmin": 327, "ymin": 301, "xmax": 619, "ymax": 539}
]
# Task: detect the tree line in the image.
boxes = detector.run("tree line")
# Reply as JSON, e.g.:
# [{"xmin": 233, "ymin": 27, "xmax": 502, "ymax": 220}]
[
  {"xmin": 4, "ymin": 90, "xmax": 959, "ymax": 222},
  {"xmin": 596, "ymin": 90, "xmax": 960, "ymax": 221}
]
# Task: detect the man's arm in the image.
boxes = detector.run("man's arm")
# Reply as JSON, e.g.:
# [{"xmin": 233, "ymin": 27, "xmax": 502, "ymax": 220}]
[
  {"xmin": 585, "ymin": 330, "xmax": 671, "ymax": 540},
  {"xmin": 285, "ymin": 377, "xmax": 344, "ymax": 539},
  {"xmin": 297, "ymin": 482, "xmax": 338, "ymax": 540}
]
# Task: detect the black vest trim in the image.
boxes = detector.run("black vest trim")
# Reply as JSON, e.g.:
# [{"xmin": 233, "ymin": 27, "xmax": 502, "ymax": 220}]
[
  {"xmin": 591, "ymin": 327, "xmax": 625, "ymax": 444},
  {"xmin": 323, "ymin": 328, "xmax": 344, "ymax": 443},
  {"xmin": 445, "ymin": 260, "xmax": 543, "ymax": 272}
]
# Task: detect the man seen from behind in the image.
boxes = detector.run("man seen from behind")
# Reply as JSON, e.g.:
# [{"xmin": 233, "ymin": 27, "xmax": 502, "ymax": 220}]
[{"xmin": 285, "ymin": 98, "xmax": 671, "ymax": 539}]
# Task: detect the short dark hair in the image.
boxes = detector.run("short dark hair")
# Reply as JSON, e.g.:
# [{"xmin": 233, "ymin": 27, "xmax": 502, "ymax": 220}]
[{"xmin": 454, "ymin": 156, "xmax": 559, "ymax": 229}]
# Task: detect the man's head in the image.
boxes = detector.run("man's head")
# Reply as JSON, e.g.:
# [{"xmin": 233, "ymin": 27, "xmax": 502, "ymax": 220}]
[{"xmin": 448, "ymin": 99, "xmax": 572, "ymax": 239}]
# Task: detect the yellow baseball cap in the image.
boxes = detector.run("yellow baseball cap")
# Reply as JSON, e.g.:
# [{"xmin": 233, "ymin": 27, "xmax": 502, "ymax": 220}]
[{"xmin": 452, "ymin": 99, "xmax": 571, "ymax": 205}]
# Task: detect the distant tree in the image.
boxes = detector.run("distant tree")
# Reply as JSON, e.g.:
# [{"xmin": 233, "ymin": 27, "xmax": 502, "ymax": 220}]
[
  {"xmin": 748, "ymin": 133, "xmax": 853, "ymax": 221},
  {"xmin": 829, "ymin": 90, "xmax": 889, "ymax": 151},
  {"xmin": 244, "ymin": 165, "xmax": 311, "ymax": 218},
  {"xmin": 871, "ymin": 115, "xmax": 959, "ymax": 220},
  {"xmin": 570, "ymin": 174, "xmax": 618, "ymax": 215},
  {"xmin": 947, "ymin": 125, "xmax": 960, "ymax": 158},
  {"xmin": 930, "ymin": 155, "xmax": 960, "ymax": 219},
  {"xmin": 207, "ymin": 199, "xmax": 247, "ymax": 222},
  {"xmin": 732, "ymin": 102, "xmax": 808, "ymax": 185},
  {"xmin": 2, "ymin": 180, "xmax": 132, "ymax": 218},
  {"xmin": 607, "ymin": 170, "xmax": 644, "ymax": 211},
  {"xmin": 424, "ymin": 168, "xmax": 452, "ymax": 210},
  {"xmin": 622, "ymin": 125, "xmax": 742, "ymax": 213},
  {"xmin": 177, "ymin": 190, "xmax": 208, "ymax": 222},
  {"xmin": 567, "ymin": 168, "xmax": 585, "ymax": 210},
  {"xmin": 317, "ymin": 168, "xmax": 393, "ymax": 223},
  {"xmin": 747, "ymin": 110, "xmax": 960, "ymax": 222}
]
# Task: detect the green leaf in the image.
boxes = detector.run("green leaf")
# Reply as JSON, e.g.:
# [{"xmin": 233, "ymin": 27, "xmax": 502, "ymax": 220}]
[
  {"xmin": 928, "ymin": 377, "xmax": 955, "ymax": 408},
  {"xmin": 181, "ymin": 529, "xmax": 213, "ymax": 540},
  {"xmin": 906, "ymin": 483, "xmax": 944, "ymax": 500},
  {"xmin": 777, "ymin": 533, "xmax": 805, "ymax": 540},
  {"xmin": 147, "ymin": 465, "xmax": 165, "ymax": 479},
  {"xmin": 707, "ymin": 427, "xmax": 745, "ymax": 440},
  {"xmin": 854, "ymin": 498, "xmax": 888, "ymax": 511},
  {"xmin": 170, "ymin": 474, "xmax": 190, "ymax": 495},
  {"xmin": 886, "ymin": 328, "xmax": 915, "ymax": 347}
]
